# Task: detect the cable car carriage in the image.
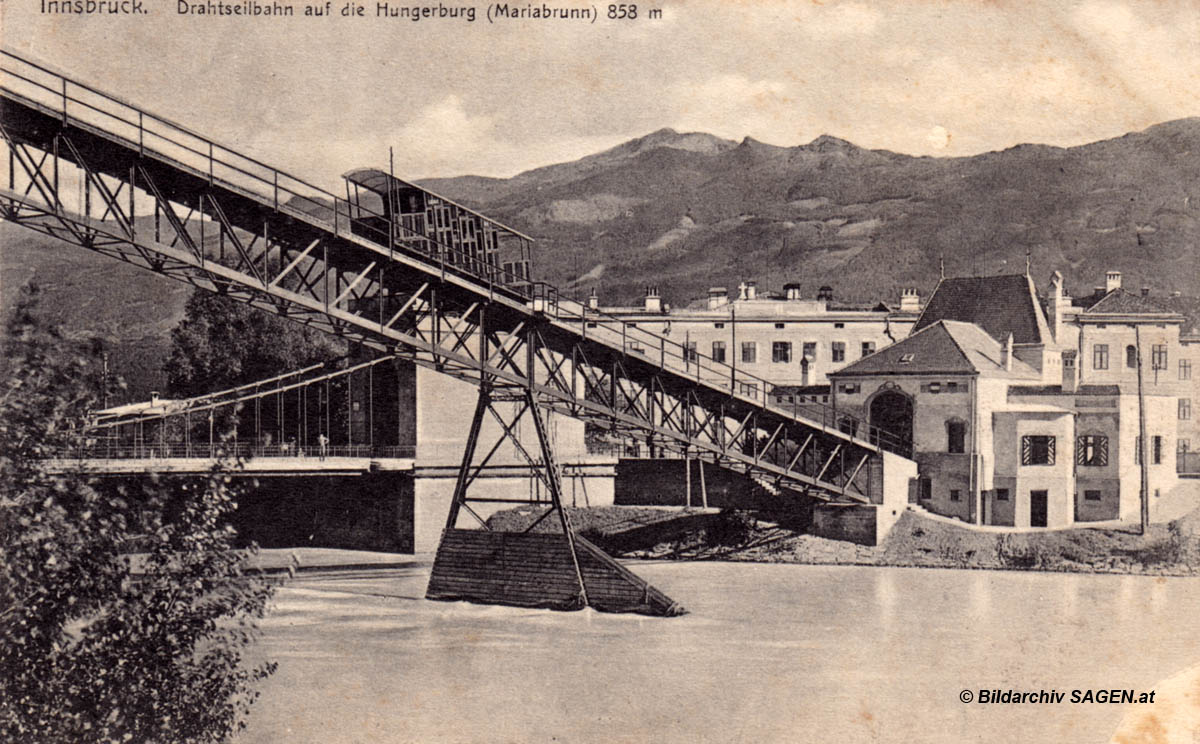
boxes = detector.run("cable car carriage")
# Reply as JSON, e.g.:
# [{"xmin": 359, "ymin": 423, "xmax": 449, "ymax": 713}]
[{"xmin": 342, "ymin": 168, "xmax": 533, "ymax": 294}]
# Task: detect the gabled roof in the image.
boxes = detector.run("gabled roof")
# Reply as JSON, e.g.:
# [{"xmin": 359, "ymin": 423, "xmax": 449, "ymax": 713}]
[
  {"xmin": 831, "ymin": 319, "xmax": 1039, "ymax": 378},
  {"xmin": 913, "ymin": 274, "xmax": 1051, "ymax": 345},
  {"xmin": 1081, "ymin": 288, "xmax": 1183, "ymax": 318}
]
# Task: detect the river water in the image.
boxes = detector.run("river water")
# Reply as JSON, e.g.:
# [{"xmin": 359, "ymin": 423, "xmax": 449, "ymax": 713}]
[{"xmin": 240, "ymin": 561, "xmax": 1200, "ymax": 743}]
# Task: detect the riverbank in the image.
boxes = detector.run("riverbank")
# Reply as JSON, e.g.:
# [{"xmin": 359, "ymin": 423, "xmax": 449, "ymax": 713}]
[{"xmin": 487, "ymin": 505, "xmax": 1200, "ymax": 576}]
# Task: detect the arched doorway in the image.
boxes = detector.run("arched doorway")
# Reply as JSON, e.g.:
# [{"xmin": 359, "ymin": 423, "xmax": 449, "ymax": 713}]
[{"xmin": 869, "ymin": 388, "xmax": 913, "ymax": 449}]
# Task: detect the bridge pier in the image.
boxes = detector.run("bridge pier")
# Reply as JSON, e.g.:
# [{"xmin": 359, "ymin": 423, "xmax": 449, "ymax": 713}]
[{"xmin": 425, "ymin": 384, "xmax": 685, "ymax": 616}]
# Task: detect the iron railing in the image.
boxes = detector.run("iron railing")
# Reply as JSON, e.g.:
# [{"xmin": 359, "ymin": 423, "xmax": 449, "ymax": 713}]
[
  {"xmin": 1, "ymin": 47, "xmax": 912, "ymax": 460},
  {"xmin": 52, "ymin": 443, "xmax": 415, "ymax": 461}
]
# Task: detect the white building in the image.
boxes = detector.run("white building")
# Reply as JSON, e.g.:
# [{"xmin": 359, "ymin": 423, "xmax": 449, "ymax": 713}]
[{"xmin": 589, "ymin": 281, "xmax": 922, "ymax": 390}]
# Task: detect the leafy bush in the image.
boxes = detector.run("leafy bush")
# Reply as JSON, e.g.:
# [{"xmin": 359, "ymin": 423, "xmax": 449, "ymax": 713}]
[{"xmin": 0, "ymin": 285, "xmax": 276, "ymax": 743}]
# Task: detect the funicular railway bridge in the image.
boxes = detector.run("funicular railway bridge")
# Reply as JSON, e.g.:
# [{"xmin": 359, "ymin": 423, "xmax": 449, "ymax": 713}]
[{"xmin": 1, "ymin": 49, "xmax": 916, "ymax": 616}]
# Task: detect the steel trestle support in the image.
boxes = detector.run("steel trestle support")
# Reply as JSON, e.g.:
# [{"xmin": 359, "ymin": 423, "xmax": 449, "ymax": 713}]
[{"xmin": 2, "ymin": 49, "xmax": 911, "ymax": 511}]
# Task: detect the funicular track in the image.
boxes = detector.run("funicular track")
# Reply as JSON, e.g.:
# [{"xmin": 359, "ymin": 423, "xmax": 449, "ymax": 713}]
[{"xmin": 1, "ymin": 49, "xmax": 914, "ymax": 615}]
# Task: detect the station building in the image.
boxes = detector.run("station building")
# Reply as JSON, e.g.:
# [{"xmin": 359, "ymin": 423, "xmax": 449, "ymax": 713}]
[{"xmin": 829, "ymin": 270, "xmax": 1195, "ymax": 528}]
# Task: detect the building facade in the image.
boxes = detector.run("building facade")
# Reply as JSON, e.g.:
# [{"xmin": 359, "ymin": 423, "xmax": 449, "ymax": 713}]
[
  {"xmin": 830, "ymin": 270, "xmax": 1191, "ymax": 529},
  {"xmin": 590, "ymin": 281, "xmax": 922, "ymax": 389}
]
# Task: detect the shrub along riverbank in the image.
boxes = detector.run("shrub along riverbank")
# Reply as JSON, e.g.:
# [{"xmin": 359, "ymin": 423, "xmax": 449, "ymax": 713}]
[{"xmin": 486, "ymin": 506, "xmax": 1200, "ymax": 576}]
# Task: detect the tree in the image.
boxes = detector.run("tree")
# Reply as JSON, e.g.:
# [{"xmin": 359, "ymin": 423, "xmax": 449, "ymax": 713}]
[
  {"xmin": 164, "ymin": 289, "xmax": 347, "ymax": 398},
  {"xmin": 1, "ymin": 284, "xmax": 277, "ymax": 743}
]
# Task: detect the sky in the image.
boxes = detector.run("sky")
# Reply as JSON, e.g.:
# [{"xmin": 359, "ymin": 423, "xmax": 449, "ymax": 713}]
[{"xmin": 5, "ymin": 0, "xmax": 1200, "ymax": 185}]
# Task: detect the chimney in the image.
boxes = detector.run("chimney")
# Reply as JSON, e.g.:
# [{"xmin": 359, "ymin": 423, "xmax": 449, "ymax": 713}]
[
  {"xmin": 745, "ymin": 281, "xmax": 758, "ymax": 300},
  {"xmin": 816, "ymin": 285, "xmax": 834, "ymax": 302},
  {"xmin": 1048, "ymin": 271, "xmax": 1065, "ymax": 343},
  {"xmin": 707, "ymin": 287, "xmax": 728, "ymax": 310},
  {"xmin": 899, "ymin": 288, "xmax": 920, "ymax": 313},
  {"xmin": 783, "ymin": 282, "xmax": 802, "ymax": 301},
  {"xmin": 1000, "ymin": 333, "xmax": 1014, "ymax": 371},
  {"xmin": 1105, "ymin": 271, "xmax": 1122, "ymax": 293},
  {"xmin": 150, "ymin": 391, "xmax": 161, "ymax": 406},
  {"xmin": 1061, "ymin": 349, "xmax": 1078, "ymax": 393},
  {"xmin": 644, "ymin": 286, "xmax": 662, "ymax": 313},
  {"xmin": 587, "ymin": 287, "xmax": 599, "ymax": 310},
  {"xmin": 737, "ymin": 281, "xmax": 747, "ymax": 301},
  {"xmin": 1141, "ymin": 287, "xmax": 1150, "ymax": 297}
]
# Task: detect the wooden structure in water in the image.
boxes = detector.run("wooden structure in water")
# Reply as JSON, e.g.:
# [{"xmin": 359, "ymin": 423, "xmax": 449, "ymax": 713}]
[
  {"xmin": 427, "ymin": 529, "xmax": 684, "ymax": 616},
  {"xmin": 424, "ymin": 385, "xmax": 684, "ymax": 617}
]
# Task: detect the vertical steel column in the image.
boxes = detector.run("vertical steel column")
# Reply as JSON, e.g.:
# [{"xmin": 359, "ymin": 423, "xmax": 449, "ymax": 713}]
[
  {"xmin": 445, "ymin": 386, "xmax": 490, "ymax": 531},
  {"xmin": 527, "ymin": 388, "xmax": 589, "ymax": 607}
]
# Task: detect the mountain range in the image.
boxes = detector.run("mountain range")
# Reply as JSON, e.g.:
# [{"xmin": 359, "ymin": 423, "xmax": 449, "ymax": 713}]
[
  {"xmin": 422, "ymin": 119, "xmax": 1200, "ymax": 311},
  {"xmin": 3, "ymin": 119, "xmax": 1198, "ymax": 400}
]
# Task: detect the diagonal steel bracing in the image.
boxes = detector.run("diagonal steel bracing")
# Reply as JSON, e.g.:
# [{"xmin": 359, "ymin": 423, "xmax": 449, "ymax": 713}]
[{"xmin": 1, "ymin": 49, "xmax": 913, "ymax": 506}]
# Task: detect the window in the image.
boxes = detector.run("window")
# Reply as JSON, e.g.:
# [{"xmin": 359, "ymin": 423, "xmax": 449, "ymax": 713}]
[
  {"xmin": 772, "ymin": 341, "xmax": 792, "ymax": 363},
  {"xmin": 741, "ymin": 342, "xmax": 757, "ymax": 364},
  {"xmin": 1136, "ymin": 436, "xmax": 1165, "ymax": 465},
  {"xmin": 839, "ymin": 383, "xmax": 861, "ymax": 394},
  {"xmin": 1076, "ymin": 435, "xmax": 1109, "ymax": 466},
  {"xmin": 1179, "ymin": 439, "xmax": 1190, "ymax": 453},
  {"xmin": 947, "ymin": 420, "xmax": 966, "ymax": 454},
  {"xmin": 1021, "ymin": 435, "xmax": 1055, "ymax": 466},
  {"xmin": 739, "ymin": 382, "xmax": 758, "ymax": 397},
  {"xmin": 774, "ymin": 322, "xmax": 785, "ymax": 329},
  {"xmin": 861, "ymin": 341, "xmax": 876, "ymax": 358},
  {"xmin": 1152, "ymin": 344, "xmax": 1168, "ymax": 371},
  {"xmin": 834, "ymin": 322, "xmax": 845, "ymax": 329},
  {"xmin": 714, "ymin": 322, "xmax": 725, "ymax": 329},
  {"xmin": 1182, "ymin": 359, "xmax": 1193, "ymax": 380},
  {"xmin": 831, "ymin": 342, "xmax": 846, "ymax": 363},
  {"xmin": 927, "ymin": 382, "xmax": 942, "ymax": 393},
  {"xmin": 803, "ymin": 342, "xmax": 817, "ymax": 360},
  {"xmin": 1093, "ymin": 344, "xmax": 1109, "ymax": 370},
  {"xmin": 627, "ymin": 322, "xmax": 637, "ymax": 328},
  {"xmin": 586, "ymin": 321, "xmax": 597, "ymax": 329},
  {"xmin": 711, "ymin": 341, "xmax": 726, "ymax": 363},
  {"xmin": 950, "ymin": 489, "xmax": 961, "ymax": 502},
  {"xmin": 683, "ymin": 341, "xmax": 698, "ymax": 362},
  {"xmin": 919, "ymin": 478, "xmax": 932, "ymax": 501},
  {"xmin": 1126, "ymin": 345, "xmax": 1137, "ymax": 369},
  {"xmin": 995, "ymin": 488, "xmax": 1009, "ymax": 501},
  {"xmin": 1084, "ymin": 490, "xmax": 1102, "ymax": 502},
  {"xmin": 946, "ymin": 382, "xmax": 959, "ymax": 392},
  {"xmin": 1181, "ymin": 399, "xmax": 1193, "ymax": 421}
]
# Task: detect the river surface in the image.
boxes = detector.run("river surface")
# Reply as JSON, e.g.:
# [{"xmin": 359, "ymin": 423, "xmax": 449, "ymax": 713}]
[{"xmin": 240, "ymin": 561, "xmax": 1200, "ymax": 744}]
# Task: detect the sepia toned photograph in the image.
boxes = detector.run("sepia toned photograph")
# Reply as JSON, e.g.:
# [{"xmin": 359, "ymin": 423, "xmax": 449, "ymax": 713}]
[{"xmin": 2, "ymin": 1, "xmax": 1198, "ymax": 742}]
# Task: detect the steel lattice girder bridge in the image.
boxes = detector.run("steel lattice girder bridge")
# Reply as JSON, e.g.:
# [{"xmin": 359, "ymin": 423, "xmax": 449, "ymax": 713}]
[{"xmin": 0, "ymin": 48, "xmax": 913, "ymax": 507}]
